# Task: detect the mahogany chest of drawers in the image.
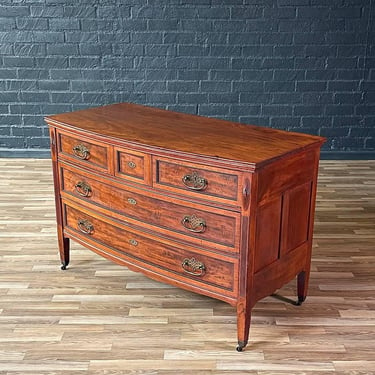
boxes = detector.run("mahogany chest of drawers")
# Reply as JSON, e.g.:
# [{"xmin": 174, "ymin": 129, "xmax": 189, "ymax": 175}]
[{"xmin": 45, "ymin": 102, "xmax": 325, "ymax": 351}]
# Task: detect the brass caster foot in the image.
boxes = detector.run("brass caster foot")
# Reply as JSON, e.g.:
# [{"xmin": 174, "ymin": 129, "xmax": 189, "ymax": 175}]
[
  {"xmin": 296, "ymin": 296, "xmax": 306, "ymax": 306},
  {"xmin": 236, "ymin": 341, "xmax": 246, "ymax": 352}
]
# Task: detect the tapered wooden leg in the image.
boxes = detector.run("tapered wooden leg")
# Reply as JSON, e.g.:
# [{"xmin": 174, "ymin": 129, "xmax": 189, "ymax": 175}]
[
  {"xmin": 58, "ymin": 232, "xmax": 70, "ymax": 270},
  {"xmin": 236, "ymin": 300, "xmax": 252, "ymax": 351},
  {"xmin": 50, "ymin": 127, "xmax": 70, "ymax": 270},
  {"xmin": 297, "ymin": 270, "xmax": 309, "ymax": 305}
]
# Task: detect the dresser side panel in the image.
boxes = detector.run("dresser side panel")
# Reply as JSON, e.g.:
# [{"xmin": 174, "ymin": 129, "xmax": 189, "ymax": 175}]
[
  {"xmin": 257, "ymin": 148, "xmax": 317, "ymax": 204},
  {"xmin": 254, "ymin": 196, "xmax": 282, "ymax": 273},
  {"xmin": 252, "ymin": 147, "xmax": 321, "ymax": 301}
]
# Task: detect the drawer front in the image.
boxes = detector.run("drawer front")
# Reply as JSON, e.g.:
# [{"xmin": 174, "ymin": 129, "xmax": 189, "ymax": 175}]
[
  {"xmin": 60, "ymin": 165, "xmax": 240, "ymax": 252},
  {"xmin": 64, "ymin": 203, "xmax": 237, "ymax": 294},
  {"xmin": 114, "ymin": 147, "xmax": 151, "ymax": 185},
  {"xmin": 57, "ymin": 131, "xmax": 111, "ymax": 172},
  {"xmin": 154, "ymin": 157, "xmax": 240, "ymax": 204}
]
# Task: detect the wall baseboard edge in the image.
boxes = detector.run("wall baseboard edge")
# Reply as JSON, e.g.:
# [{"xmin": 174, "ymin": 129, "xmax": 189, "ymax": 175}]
[
  {"xmin": 320, "ymin": 151, "xmax": 375, "ymax": 160},
  {"xmin": 0, "ymin": 148, "xmax": 374, "ymax": 160},
  {"xmin": 0, "ymin": 148, "xmax": 51, "ymax": 158}
]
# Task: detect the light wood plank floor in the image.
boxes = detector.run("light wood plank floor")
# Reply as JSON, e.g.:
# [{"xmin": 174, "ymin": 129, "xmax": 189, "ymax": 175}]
[{"xmin": 0, "ymin": 159, "xmax": 374, "ymax": 375}]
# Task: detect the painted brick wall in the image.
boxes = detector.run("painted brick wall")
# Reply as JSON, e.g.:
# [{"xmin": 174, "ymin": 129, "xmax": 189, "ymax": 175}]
[{"xmin": 0, "ymin": 0, "xmax": 374, "ymax": 155}]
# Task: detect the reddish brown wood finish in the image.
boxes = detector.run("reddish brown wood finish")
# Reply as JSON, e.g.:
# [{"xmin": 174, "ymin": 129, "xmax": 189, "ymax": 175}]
[
  {"xmin": 64, "ymin": 203, "xmax": 237, "ymax": 294},
  {"xmin": 59, "ymin": 163, "xmax": 240, "ymax": 252},
  {"xmin": 46, "ymin": 102, "xmax": 323, "ymax": 166},
  {"xmin": 57, "ymin": 130, "xmax": 113, "ymax": 174},
  {"xmin": 45, "ymin": 102, "xmax": 325, "ymax": 351},
  {"xmin": 115, "ymin": 147, "xmax": 152, "ymax": 185},
  {"xmin": 154, "ymin": 157, "xmax": 240, "ymax": 204}
]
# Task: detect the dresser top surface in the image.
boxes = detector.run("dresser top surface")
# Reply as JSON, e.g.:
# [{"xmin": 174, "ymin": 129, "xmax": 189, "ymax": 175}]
[{"xmin": 45, "ymin": 102, "xmax": 325, "ymax": 166}]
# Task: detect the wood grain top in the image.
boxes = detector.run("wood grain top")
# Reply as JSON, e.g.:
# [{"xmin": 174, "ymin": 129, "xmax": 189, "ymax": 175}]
[{"xmin": 45, "ymin": 102, "xmax": 325, "ymax": 166}]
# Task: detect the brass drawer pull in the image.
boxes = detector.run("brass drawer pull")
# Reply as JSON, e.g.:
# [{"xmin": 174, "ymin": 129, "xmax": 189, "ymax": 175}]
[
  {"xmin": 127, "ymin": 161, "xmax": 136, "ymax": 169},
  {"xmin": 127, "ymin": 198, "xmax": 137, "ymax": 205},
  {"xmin": 182, "ymin": 257, "xmax": 206, "ymax": 276},
  {"xmin": 182, "ymin": 171, "xmax": 207, "ymax": 191},
  {"xmin": 181, "ymin": 214, "xmax": 206, "ymax": 233},
  {"xmin": 129, "ymin": 239, "xmax": 138, "ymax": 246},
  {"xmin": 74, "ymin": 181, "xmax": 92, "ymax": 197},
  {"xmin": 77, "ymin": 219, "xmax": 94, "ymax": 234},
  {"xmin": 72, "ymin": 144, "xmax": 90, "ymax": 160}
]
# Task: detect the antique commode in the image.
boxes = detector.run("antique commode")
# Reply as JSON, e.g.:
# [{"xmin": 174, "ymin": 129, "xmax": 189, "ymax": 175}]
[{"xmin": 46, "ymin": 102, "xmax": 325, "ymax": 351}]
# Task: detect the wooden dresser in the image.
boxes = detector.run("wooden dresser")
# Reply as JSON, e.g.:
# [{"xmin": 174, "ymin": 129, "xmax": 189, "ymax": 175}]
[{"xmin": 45, "ymin": 103, "xmax": 325, "ymax": 351}]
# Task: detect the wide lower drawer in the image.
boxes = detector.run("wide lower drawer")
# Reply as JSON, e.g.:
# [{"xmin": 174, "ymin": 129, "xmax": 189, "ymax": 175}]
[
  {"xmin": 63, "ymin": 203, "xmax": 237, "ymax": 295},
  {"xmin": 60, "ymin": 164, "xmax": 240, "ymax": 252}
]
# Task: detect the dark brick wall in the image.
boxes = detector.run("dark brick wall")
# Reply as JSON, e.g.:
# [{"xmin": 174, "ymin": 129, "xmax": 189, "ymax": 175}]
[{"xmin": 0, "ymin": 0, "xmax": 374, "ymax": 155}]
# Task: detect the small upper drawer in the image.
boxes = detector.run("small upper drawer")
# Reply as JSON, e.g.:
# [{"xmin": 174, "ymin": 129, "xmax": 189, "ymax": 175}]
[
  {"xmin": 57, "ymin": 131, "xmax": 111, "ymax": 173},
  {"xmin": 154, "ymin": 157, "xmax": 241, "ymax": 205},
  {"xmin": 114, "ymin": 147, "xmax": 151, "ymax": 185}
]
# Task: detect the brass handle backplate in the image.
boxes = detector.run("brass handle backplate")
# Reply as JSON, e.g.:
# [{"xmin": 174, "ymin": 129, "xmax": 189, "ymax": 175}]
[
  {"xmin": 129, "ymin": 239, "xmax": 138, "ymax": 246},
  {"xmin": 182, "ymin": 171, "xmax": 207, "ymax": 191},
  {"xmin": 72, "ymin": 144, "xmax": 90, "ymax": 160},
  {"xmin": 127, "ymin": 161, "xmax": 136, "ymax": 169},
  {"xmin": 77, "ymin": 219, "xmax": 94, "ymax": 234},
  {"xmin": 182, "ymin": 257, "xmax": 206, "ymax": 276},
  {"xmin": 181, "ymin": 214, "xmax": 206, "ymax": 233},
  {"xmin": 74, "ymin": 181, "xmax": 92, "ymax": 197},
  {"xmin": 127, "ymin": 198, "xmax": 137, "ymax": 205}
]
